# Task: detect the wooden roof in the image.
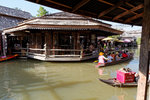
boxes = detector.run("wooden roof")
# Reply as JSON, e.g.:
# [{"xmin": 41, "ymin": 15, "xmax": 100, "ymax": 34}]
[
  {"xmin": 0, "ymin": 5, "xmax": 32, "ymax": 19},
  {"xmin": 0, "ymin": 6, "xmax": 32, "ymax": 32},
  {"xmin": 3, "ymin": 12, "xmax": 123, "ymax": 35},
  {"xmin": 26, "ymin": 0, "xmax": 143, "ymax": 26}
]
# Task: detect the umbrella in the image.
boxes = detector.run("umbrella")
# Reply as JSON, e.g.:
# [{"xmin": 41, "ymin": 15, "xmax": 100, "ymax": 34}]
[
  {"xmin": 115, "ymin": 39, "xmax": 124, "ymax": 42},
  {"xmin": 102, "ymin": 37, "xmax": 113, "ymax": 41},
  {"xmin": 124, "ymin": 39, "xmax": 131, "ymax": 43}
]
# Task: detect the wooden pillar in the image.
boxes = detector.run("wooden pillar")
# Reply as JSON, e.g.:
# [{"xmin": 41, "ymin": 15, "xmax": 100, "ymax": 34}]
[
  {"xmin": 52, "ymin": 32, "xmax": 55, "ymax": 55},
  {"xmin": 77, "ymin": 32, "xmax": 80, "ymax": 50},
  {"xmin": 136, "ymin": 0, "xmax": 150, "ymax": 100},
  {"xmin": 45, "ymin": 31, "xmax": 52, "ymax": 56}
]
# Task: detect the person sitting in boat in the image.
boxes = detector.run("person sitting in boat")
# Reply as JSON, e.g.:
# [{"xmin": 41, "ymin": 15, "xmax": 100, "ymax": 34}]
[
  {"xmin": 98, "ymin": 52, "xmax": 109, "ymax": 66},
  {"xmin": 125, "ymin": 50, "xmax": 130, "ymax": 57},
  {"xmin": 118, "ymin": 51, "xmax": 122, "ymax": 58},
  {"xmin": 134, "ymin": 73, "xmax": 139, "ymax": 82},
  {"xmin": 107, "ymin": 53, "xmax": 113, "ymax": 63},
  {"xmin": 115, "ymin": 52, "xmax": 121, "ymax": 61},
  {"xmin": 122, "ymin": 51, "xmax": 128, "ymax": 58},
  {"xmin": 110, "ymin": 52, "xmax": 116, "ymax": 61}
]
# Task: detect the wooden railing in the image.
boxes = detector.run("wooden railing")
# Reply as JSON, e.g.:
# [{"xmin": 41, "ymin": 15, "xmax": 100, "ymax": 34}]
[
  {"xmin": 28, "ymin": 48, "xmax": 98, "ymax": 58},
  {"xmin": 12, "ymin": 47, "xmax": 98, "ymax": 59}
]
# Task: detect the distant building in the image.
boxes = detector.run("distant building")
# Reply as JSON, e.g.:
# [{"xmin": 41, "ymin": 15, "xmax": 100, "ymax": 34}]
[
  {"xmin": 121, "ymin": 30, "xmax": 141, "ymax": 38},
  {"xmin": 3, "ymin": 12, "xmax": 123, "ymax": 61},
  {"xmin": 0, "ymin": 5, "xmax": 32, "ymax": 55}
]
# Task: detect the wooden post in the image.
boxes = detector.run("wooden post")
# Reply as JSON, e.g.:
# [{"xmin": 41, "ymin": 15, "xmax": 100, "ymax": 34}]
[
  {"xmin": 26, "ymin": 43, "xmax": 29, "ymax": 56},
  {"xmin": 136, "ymin": 0, "xmax": 150, "ymax": 100},
  {"xmin": 45, "ymin": 31, "xmax": 52, "ymax": 57},
  {"xmin": 44, "ymin": 43, "xmax": 47, "ymax": 58},
  {"xmin": 52, "ymin": 32, "xmax": 55, "ymax": 55},
  {"xmin": 77, "ymin": 33, "xmax": 80, "ymax": 56}
]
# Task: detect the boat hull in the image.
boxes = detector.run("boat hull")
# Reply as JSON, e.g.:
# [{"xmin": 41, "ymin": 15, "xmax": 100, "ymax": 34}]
[
  {"xmin": 96, "ymin": 53, "xmax": 134, "ymax": 67},
  {"xmin": 99, "ymin": 78, "xmax": 137, "ymax": 87},
  {"xmin": 0, "ymin": 54, "xmax": 18, "ymax": 62}
]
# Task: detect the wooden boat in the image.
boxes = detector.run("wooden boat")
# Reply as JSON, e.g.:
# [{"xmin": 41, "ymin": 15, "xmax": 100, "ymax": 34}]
[
  {"xmin": 0, "ymin": 54, "xmax": 18, "ymax": 62},
  {"xmin": 99, "ymin": 78, "xmax": 138, "ymax": 87},
  {"xmin": 96, "ymin": 53, "xmax": 134, "ymax": 67}
]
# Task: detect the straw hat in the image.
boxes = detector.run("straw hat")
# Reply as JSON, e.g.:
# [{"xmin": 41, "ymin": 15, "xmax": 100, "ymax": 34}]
[
  {"xmin": 116, "ymin": 52, "xmax": 119, "ymax": 54},
  {"xmin": 99, "ymin": 52, "xmax": 104, "ymax": 55}
]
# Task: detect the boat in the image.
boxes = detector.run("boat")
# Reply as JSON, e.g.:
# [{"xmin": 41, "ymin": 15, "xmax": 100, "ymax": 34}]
[
  {"xmin": 96, "ymin": 53, "xmax": 134, "ymax": 67},
  {"xmin": 99, "ymin": 78, "xmax": 138, "ymax": 87},
  {"xmin": 0, "ymin": 54, "xmax": 18, "ymax": 62}
]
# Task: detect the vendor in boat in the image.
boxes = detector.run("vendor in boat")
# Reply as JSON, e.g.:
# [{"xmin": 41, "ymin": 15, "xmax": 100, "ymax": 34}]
[
  {"xmin": 107, "ymin": 53, "xmax": 113, "ymax": 62},
  {"xmin": 98, "ymin": 52, "xmax": 109, "ymax": 66},
  {"xmin": 134, "ymin": 73, "xmax": 139, "ymax": 82},
  {"xmin": 115, "ymin": 52, "xmax": 121, "ymax": 61},
  {"xmin": 122, "ymin": 51, "xmax": 128, "ymax": 58},
  {"xmin": 110, "ymin": 52, "xmax": 116, "ymax": 60}
]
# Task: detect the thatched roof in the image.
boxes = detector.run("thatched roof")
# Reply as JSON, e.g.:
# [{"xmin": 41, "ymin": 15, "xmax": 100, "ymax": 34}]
[
  {"xmin": 26, "ymin": 0, "xmax": 143, "ymax": 26},
  {"xmin": 3, "ymin": 12, "xmax": 123, "ymax": 35},
  {"xmin": 0, "ymin": 6, "xmax": 32, "ymax": 32}
]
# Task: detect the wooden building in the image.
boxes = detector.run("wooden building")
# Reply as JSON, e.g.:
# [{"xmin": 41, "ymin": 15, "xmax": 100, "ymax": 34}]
[
  {"xmin": 3, "ymin": 12, "xmax": 122, "ymax": 61},
  {"xmin": 24, "ymin": 0, "xmax": 148, "ymax": 99},
  {"xmin": 0, "ymin": 5, "xmax": 32, "ymax": 55}
]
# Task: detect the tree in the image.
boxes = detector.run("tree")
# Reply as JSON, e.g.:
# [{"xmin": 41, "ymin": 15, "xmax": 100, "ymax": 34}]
[{"xmin": 36, "ymin": 6, "xmax": 49, "ymax": 17}]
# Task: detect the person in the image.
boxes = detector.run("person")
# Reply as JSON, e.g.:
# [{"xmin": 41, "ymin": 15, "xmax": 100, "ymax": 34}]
[
  {"xmin": 134, "ymin": 73, "xmax": 139, "ymax": 82},
  {"xmin": 89, "ymin": 43, "xmax": 95, "ymax": 52},
  {"xmin": 107, "ymin": 53, "xmax": 113, "ymax": 62},
  {"xmin": 111, "ymin": 52, "xmax": 116, "ymax": 61},
  {"xmin": 97, "ymin": 52, "xmax": 109, "ymax": 67},
  {"xmin": 115, "ymin": 52, "xmax": 121, "ymax": 61},
  {"xmin": 126, "ymin": 50, "xmax": 130, "ymax": 56},
  {"xmin": 122, "ymin": 51, "xmax": 128, "ymax": 58}
]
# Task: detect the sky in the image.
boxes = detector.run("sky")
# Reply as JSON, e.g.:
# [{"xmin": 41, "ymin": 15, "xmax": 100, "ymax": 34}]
[
  {"xmin": 0, "ymin": 0, "xmax": 142, "ymax": 32},
  {"xmin": 0, "ymin": 0, "xmax": 61, "ymax": 16}
]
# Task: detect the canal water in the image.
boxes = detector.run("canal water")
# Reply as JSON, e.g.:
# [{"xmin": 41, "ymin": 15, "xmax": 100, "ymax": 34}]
[{"xmin": 0, "ymin": 47, "xmax": 147, "ymax": 100}]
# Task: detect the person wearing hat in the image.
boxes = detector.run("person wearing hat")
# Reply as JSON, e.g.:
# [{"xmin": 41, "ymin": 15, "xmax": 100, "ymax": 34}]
[
  {"xmin": 115, "ymin": 52, "xmax": 121, "ymax": 61},
  {"xmin": 97, "ymin": 52, "xmax": 109, "ymax": 66}
]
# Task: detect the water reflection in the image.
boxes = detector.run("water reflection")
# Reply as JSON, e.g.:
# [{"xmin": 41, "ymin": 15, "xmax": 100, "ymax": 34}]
[{"xmin": 0, "ymin": 47, "xmax": 140, "ymax": 100}]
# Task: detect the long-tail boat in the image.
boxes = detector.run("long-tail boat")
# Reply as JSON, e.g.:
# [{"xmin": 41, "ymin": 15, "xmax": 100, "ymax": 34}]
[
  {"xmin": 0, "ymin": 54, "xmax": 18, "ymax": 62},
  {"xmin": 99, "ymin": 78, "xmax": 138, "ymax": 87},
  {"xmin": 96, "ymin": 53, "xmax": 134, "ymax": 68}
]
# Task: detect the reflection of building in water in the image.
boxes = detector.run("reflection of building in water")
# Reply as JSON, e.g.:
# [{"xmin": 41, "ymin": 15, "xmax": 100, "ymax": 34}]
[
  {"xmin": 3, "ymin": 12, "xmax": 123, "ymax": 61},
  {"xmin": 0, "ymin": 61, "xmax": 91, "ymax": 100}
]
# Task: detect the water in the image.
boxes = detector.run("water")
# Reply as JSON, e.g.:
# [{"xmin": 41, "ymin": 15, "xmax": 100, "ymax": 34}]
[{"xmin": 0, "ymin": 47, "xmax": 142, "ymax": 100}]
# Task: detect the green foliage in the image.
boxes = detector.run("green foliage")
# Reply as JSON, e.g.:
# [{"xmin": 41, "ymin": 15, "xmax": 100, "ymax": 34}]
[
  {"xmin": 15, "ymin": 7, "xmax": 21, "ymax": 10},
  {"xmin": 136, "ymin": 37, "xmax": 141, "ymax": 45},
  {"xmin": 36, "ymin": 6, "xmax": 49, "ymax": 17}
]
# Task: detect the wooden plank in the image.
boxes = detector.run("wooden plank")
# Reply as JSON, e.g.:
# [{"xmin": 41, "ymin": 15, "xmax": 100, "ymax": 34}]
[
  {"xmin": 97, "ymin": 0, "xmax": 137, "ymax": 16},
  {"xmin": 113, "ymin": 4, "xmax": 143, "ymax": 21},
  {"xmin": 45, "ymin": 0, "xmax": 72, "ymax": 9},
  {"xmin": 72, "ymin": 0, "xmax": 91, "ymax": 12},
  {"xmin": 125, "ymin": 2, "xmax": 135, "ymax": 8},
  {"xmin": 98, "ymin": 0, "xmax": 130, "ymax": 18},
  {"xmin": 36, "ymin": 0, "xmax": 40, "ymax": 3},
  {"xmin": 136, "ymin": 0, "xmax": 150, "ymax": 99},
  {"xmin": 125, "ymin": 13, "xmax": 143, "ymax": 23}
]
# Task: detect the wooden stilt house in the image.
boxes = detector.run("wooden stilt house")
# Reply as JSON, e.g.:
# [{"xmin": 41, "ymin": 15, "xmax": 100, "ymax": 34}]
[{"xmin": 3, "ymin": 12, "xmax": 122, "ymax": 61}]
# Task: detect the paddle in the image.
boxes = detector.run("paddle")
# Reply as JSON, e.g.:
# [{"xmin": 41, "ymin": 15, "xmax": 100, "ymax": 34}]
[{"xmin": 94, "ymin": 60, "xmax": 98, "ymax": 63}]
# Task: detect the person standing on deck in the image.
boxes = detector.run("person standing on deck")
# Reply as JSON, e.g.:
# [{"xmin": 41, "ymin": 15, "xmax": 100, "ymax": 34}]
[{"xmin": 97, "ymin": 52, "xmax": 109, "ymax": 67}]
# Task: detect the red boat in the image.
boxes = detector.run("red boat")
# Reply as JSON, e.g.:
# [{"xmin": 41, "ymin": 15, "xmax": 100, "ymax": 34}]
[{"xmin": 0, "ymin": 54, "xmax": 18, "ymax": 62}]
